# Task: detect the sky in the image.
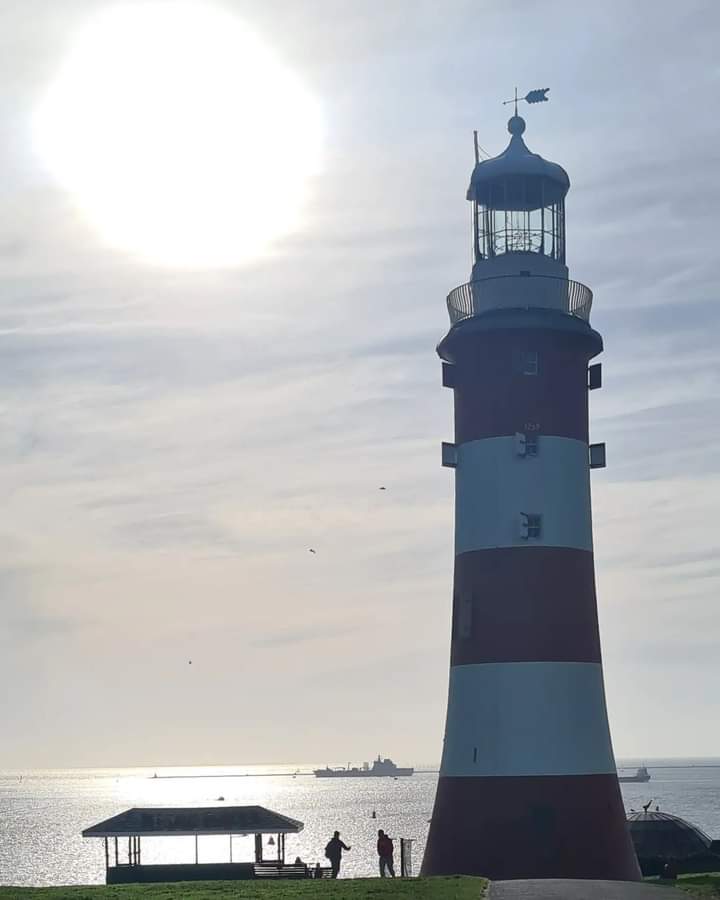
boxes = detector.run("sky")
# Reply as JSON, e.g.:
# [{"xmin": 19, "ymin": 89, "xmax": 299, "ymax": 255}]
[{"xmin": 0, "ymin": 0, "xmax": 719, "ymax": 769}]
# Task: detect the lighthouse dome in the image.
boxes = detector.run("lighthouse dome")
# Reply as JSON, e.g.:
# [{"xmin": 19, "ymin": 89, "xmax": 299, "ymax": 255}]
[{"xmin": 468, "ymin": 115, "xmax": 570, "ymax": 208}]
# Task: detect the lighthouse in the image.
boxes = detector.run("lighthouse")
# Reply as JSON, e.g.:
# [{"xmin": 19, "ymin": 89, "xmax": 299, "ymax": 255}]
[{"xmin": 422, "ymin": 104, "xmax": 641, "ymax": 882}]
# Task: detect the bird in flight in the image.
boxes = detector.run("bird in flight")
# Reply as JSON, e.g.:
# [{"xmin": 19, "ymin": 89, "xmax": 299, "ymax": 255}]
[
  {"xmin": 378, "ymin": 486, "xmax": 386, "ymax": 491},
  {"xmin": 308, "ymin": 548, "xmax": 316, "ymax": 554}
]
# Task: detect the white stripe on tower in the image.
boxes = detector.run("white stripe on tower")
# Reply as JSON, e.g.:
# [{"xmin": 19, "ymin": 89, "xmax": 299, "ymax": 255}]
[
  {"xmin": 454, "ymin": 435, "xmax": 593, "ymax": 554},
  {"xmin": 439, "ymin": 661, "xmax": 615, "ymax": 777}
]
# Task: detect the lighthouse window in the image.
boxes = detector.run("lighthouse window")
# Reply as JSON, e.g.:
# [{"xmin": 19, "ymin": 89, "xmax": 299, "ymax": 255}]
[
  {"xmin": 522, "ymin": 351, "xmax": 539, "ymax": 375},
  {"xmin": 520, "ymin": 513, "xmax": 542, "ymax": 540},
  {"xmin": 514, "ymin": 432, "xmax": 539, "ymax": 457}
]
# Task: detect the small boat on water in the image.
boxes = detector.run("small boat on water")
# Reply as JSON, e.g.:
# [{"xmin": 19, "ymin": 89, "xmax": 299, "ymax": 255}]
[
  {"xmin": 618, "ymin": 766, "xmax": 651, "ymax": 783},
  {"xmin": 314, "ymin": 755, "xmax": 414, "ymax": 778}
]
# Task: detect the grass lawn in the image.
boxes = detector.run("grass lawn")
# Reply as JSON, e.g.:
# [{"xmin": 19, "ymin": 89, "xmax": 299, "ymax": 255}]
[
  {"xmin": 656, "ymin": 873, "xmax": 720, "ymax": 897},
  {"xmin": 0, "ymin": 877, "xmax": 487, "ymax": 900}
]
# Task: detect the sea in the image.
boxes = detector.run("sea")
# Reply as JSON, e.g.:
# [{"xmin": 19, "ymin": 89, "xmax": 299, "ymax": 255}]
[{"xmin": 1, "ymin": 759, "xmax": 720, "ymax": 887}]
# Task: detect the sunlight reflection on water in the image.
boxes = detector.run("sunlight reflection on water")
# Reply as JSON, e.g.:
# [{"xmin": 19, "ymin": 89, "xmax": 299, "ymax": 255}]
[
  {"xmin": 2, "ymin": 761, "xmax": 720, "ymax": 886},
  {"xmin": 0, "ymin": 765, "xmax": 434, "ymax": 885}
]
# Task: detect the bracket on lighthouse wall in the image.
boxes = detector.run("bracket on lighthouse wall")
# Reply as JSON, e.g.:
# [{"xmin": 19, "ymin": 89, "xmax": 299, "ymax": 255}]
[
  {"xmin": 442, "ymin": 442, "xmax": 458, "ymax": 468},
  {"xmin": 589, "ymin": 443, "xmax": 606, "ymax": 469},
  {"xmin": 442, "ymin": 362, "xmax": 456, "ymax": 388},
  {"xmin": 588, "ymin": 363, "xmax": 602, "ymax": 390}
]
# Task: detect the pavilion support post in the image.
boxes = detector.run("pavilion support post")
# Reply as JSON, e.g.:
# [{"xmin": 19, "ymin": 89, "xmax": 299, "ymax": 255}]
[
  {"xmin": 195, "ymin": 834, "xmax": 199, "ymax": 865},
  {"xmin": 138, "ymin": 836, "xmax": 141, "ymax": 866},
  {"xmin": 114, "ymin": 837, "xmax": 118, "ymax": 867},
  {"xmin": 128, "ymin": 836, "xmax": 132, "ymax": 865},
  {"xmin": 104, "ymin": 837, "xmax": 109, "ymax": 871},
  {"xmin": 254, "ymin": 833, "xmax": 262, "ymax": 864},
  {"xmin": 229, "ymin": 834, "xmax": 233, "ymax": 863}
]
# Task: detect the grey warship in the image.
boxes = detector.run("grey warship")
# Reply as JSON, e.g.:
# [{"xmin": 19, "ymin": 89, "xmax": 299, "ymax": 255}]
[{"xmin": 314, "ymin": 755, "xmax": 413, "ymax": 778}]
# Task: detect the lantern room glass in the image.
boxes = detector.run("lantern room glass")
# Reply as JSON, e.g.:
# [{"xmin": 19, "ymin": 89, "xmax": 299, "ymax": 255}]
[{"xmin": 472, "ymin": 175, "xmax": 565, "ymax": 264}]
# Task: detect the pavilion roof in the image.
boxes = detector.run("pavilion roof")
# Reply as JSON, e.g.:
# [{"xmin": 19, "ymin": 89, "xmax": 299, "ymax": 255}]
[{"xmin": 82, "ymin": 805, "xmax": 304, "ymax": 838}]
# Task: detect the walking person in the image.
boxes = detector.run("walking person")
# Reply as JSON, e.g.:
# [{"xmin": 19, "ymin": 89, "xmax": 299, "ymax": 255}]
[
  {"xmin": 377, "ymin": 829, "xmax": 395, "ymax": 878},
  {"xmin": 324, "ymin": 830, "xmax": 351, "ymax": 878}
]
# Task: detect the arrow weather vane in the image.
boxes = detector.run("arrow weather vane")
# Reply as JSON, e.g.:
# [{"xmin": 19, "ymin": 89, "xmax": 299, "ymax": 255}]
[
  {"xmin": 503, "ymin": 87, "xmax": 550, "ymax": 116},
  {"xmin": 473, "ymin": 87, "xmax": 550, "ymax": 163}
]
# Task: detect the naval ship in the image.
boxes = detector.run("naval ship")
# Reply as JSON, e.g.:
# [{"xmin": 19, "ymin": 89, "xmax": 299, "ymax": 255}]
[
  {"xmin": 314, "ymin": 755, "xmax": 414, "ymax": 778},
  {"xmin": 617, "ymin": 766, "xmax": 651, "ymax": 783}
]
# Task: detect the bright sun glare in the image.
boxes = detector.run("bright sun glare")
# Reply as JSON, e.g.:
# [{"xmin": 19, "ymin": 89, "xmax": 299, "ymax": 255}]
[{"xmin": 34, "ymin": 2, "xmax": 324, "ymax": 268}]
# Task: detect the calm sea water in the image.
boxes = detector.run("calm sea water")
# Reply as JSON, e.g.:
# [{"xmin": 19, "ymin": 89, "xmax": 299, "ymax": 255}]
[{"xmin": 1, "ymin": 759, "xmax": 719, "ymax": 887}]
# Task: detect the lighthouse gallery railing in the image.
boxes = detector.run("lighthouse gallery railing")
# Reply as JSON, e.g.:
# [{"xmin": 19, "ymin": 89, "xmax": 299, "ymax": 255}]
[{"xmin": 446, "ymin": 274, "xmax": 593, "ymax": 325}]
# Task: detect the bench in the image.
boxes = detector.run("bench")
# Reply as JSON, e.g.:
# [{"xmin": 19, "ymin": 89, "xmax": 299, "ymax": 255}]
[{"xmin": 253, "ymin": 864, "xmax": 309, "ymax": 879}]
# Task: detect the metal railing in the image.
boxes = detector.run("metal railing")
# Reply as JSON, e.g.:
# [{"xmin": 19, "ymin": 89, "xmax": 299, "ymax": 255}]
[{"xmin": 446, "ymin": 274, "xmax": 593, "ymax": 325}]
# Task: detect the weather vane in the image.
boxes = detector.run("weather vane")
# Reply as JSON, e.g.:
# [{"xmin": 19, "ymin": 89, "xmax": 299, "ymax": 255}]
[
  {"xmin": 473, "ymin": 87, "xmax": 550, "ymax": 164},
  {"xmin": 503, "ymin": 87, "xmax": 550, "ymax": 116}
]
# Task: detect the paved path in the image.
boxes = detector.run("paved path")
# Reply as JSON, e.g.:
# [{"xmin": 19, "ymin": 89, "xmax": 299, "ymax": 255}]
[{"xmin": 488, "ymin": 879, "xmax": 686, "ymax": 900}]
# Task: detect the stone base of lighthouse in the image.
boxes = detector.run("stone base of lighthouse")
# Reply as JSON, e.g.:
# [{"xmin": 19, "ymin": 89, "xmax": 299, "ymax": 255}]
[{"xmin": 422, "ymin": 773, "xmax": 640, "ymax": 880}]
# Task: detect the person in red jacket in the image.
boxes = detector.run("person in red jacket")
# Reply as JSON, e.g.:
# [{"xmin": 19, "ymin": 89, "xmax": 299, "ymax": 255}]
[{"xmin": 376, "ymin": 829, "xmax": 395, "ymax": 877}]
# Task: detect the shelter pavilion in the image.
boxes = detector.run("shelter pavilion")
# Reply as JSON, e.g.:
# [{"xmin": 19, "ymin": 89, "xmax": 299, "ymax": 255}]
[{"xmin": 82, "ymin": 805, "xmax": 306, "ymax": 884}]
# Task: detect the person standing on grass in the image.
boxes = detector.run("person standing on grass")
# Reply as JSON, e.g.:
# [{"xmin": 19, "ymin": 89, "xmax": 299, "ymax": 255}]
[
  {"xmin": 377, "ymin": 829, "xmax": 395, "ymax": 877},
  {"xmin": 324, "ymin": 830, "xmax": 351, "ymax": 878}
]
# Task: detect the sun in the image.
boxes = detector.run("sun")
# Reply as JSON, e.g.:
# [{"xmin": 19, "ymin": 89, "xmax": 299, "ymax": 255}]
[{"xmin": 34, "ymin": 2, "xmax": 324, "ymax": 268}]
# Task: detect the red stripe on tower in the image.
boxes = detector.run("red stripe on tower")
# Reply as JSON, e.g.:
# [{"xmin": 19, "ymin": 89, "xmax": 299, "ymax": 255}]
[{"xmin": 422, "ymin": 111, "xmax": 640, "ymax": 881}]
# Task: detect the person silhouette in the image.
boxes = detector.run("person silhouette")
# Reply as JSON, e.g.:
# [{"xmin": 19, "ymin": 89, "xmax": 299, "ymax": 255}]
[
  {"xmin": 324, "ymin": 830, "xmax": 350, "ymax": 878},
  {"xmin": 376, "ymin": 829, "xmax": 395, "ymax": 878}
]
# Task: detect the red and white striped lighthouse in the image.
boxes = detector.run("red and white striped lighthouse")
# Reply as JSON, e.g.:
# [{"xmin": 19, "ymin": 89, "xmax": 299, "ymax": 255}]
[{"xmin": 422, "ymin": 109, "xmax": 641, "ymax": 881}]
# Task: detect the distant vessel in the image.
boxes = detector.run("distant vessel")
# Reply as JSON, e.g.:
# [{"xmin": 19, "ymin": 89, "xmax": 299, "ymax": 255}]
[
  {"xmin": 314, "ymin": 755, "xmax": 414, "ymax": 778},
  {"xmin": 618, "ymin": 766, "xmax": 651, "ymax": 783}
]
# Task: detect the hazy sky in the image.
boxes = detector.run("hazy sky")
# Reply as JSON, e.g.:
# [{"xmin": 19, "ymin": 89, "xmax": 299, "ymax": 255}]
[{"xmin": 1, "ymin": 0, "xmax": 718, "ymax": 768}]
